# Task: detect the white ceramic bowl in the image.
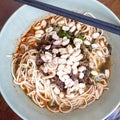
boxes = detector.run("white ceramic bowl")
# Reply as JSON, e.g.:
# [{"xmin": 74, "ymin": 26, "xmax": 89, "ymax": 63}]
[{"xmin": 0, "ymin": 0, "xmax": 120, "ymax": 120}]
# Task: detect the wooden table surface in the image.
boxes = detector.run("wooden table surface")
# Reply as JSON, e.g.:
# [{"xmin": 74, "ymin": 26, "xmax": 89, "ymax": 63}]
[{"xmin": 0, "ymin": 0, "xmax": 120, "ymax": 120}]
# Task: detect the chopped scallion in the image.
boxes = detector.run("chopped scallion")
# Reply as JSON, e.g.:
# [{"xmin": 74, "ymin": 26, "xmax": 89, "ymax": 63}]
[
  {"xmin": 38, "ymin": 51, "xmax": 41, "ymax": 56},
  {"xmin": 94, "ymin": 77, "xmax": 100, "ymax": 82},
  {"xmin": 60, "ymin": 30, "xmax": 71, "ymax": 39},
  {"xmin": 78, "ymin": 34, "xmax": 84, "ymax": 40}
]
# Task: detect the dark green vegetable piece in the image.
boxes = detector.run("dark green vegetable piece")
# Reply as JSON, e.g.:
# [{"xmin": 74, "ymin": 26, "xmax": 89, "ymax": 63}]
[
  {"xmin": 16, "ymin": 58, "xmax": 21, "ymax": 64},
  {"xmin": 89, "ymin": 73, "xmax": 94, "ymax": 79},
  {"xmin": 60, "ymin": 30, "xmax": 71, "ymax": 39},
  {"xmin": 77, "ymin": 34, "xmax": 84, "ymax": 40},
  {"xmin": 37, "ymin": 50, "xmax": 42, "ymax": 56},
  {"xmin": 107, "ymin": 44, "xmax": 112, "ymax": 55},
  {"xmin": 89, "ymin": 73, "xmax": 99, "ymax": 83}
]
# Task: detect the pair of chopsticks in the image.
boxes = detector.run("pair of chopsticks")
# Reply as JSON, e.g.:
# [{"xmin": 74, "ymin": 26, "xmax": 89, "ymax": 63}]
[{"xmin": 15, "ymin": 0, "xmax": 120, "ymax": 35}]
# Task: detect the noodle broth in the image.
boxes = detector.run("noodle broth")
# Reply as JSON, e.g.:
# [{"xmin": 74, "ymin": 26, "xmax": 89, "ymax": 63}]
[{"xmin": 12, "ymin": 15, "xmax": 111, "ymax": 113}]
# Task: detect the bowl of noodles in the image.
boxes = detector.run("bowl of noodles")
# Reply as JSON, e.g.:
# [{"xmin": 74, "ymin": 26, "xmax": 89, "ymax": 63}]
[{"xmin": 0, "ymin": 0, "xmax": 120, "ymax": 120}]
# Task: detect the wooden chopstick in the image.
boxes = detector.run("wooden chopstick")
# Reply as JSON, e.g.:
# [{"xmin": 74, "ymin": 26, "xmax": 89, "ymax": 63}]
[{"xmin": 15, "ymin": 0, "xmax": 120, "ymax": 35}]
